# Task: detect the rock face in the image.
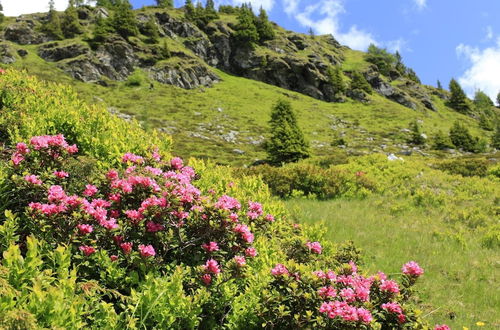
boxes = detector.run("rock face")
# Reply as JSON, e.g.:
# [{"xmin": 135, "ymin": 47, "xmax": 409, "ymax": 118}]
[
  {"xmin": 148, "ymin": 61, "xmax": 219, "ymax": 89},
  {"xmin": 365, "ymin": 69, "xmax": 417, "ymax": 110},
  {"xmin": 4, "ymin": 20, "xmax": 52, "ymax": 45},
  {"xmin": 38, "ymin": 42, "xmax": 90, "ymax": 62},
  {"xmin": 0, "ymin": 44, "xmax": 16, "ymax": 64}
]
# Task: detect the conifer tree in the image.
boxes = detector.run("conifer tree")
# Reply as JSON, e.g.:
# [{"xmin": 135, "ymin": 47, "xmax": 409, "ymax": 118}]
[
  {"xmin": 431, "ymin": 130, "xmax": 453, "ymax": 150},
  {"xmin": 184, "ymin": 0, "xmax": 195, "ymax": 20},
  {"xmin": 156, "ymin": 0, "xmax": 173, "ymax": 8},
  {"xmin": 143, "ymin": 16, "xmax": 160, "ymax": 43},
  {"xmin": 42, "ymin": 1, "xmax": 64, "ymax": 40},
  {"xmin": 449, "ymin": 121, "xmax": 475, "ymax": 152},
  {"xmin": 203, "ymin": 0, "xmax": 219, "ymax": 22},
  {"xmin": 111, "ymin": 0, "xmax": 138, "ymax": 38},
  {"xmin": 448, "ymin": 79, "xmax": 471, "ymax": 114},
  {"xmin": 93, "ymin": 16, "xmax": 113, "ymax": 43},
  {"xmin": 491, "ymin": 124, "xmax": 500, "ymax": 149},
  {"xmin": 0, "ymin": 1, "xmax": 4, "ymax": 23},
  {"xmin": 408, "ymin": 121, "xmax": 425, "ymax": 145},
  {"xmin": 62, "ymin": 0, "xmax": 83, "ymax": 38},
  {"xmin": 496, "ymin": 91, "xmax": 500, "ymax": 108},
  {"xmin": 234, "ymin": 5, "xmax": 259, "ymax": 47},
  {"xmin": 327, "ymin": 66, "xmax": 346, "ymax": 97},
  {"xmin": 350, "ymin": 71, "xmax": 372, "ymax": 94},
  {"xmin": 437, "ymin": 80, "xmax": 442, "ymax": 90},
  {"xmin": 308, "ymin": 27, "xmax": 315, "ymax": 38},
  {"xmin": 265, "ymin": 100, "xmax": 310, "ymax": 165},
  {"xmin": 255, "ymin": 7, "xmax": 275, "ymax": 42},
  {"xmin": 160, "ymin": 40, "xmax": 171, "ymax": 59}
]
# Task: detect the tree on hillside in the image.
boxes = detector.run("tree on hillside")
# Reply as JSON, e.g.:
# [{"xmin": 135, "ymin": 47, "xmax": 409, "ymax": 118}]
[
  {"xmin": 204, "ymin": 0, "xmax": 219, "ymax": 22},
  {"xmin": 496, "ymin": 91, "xmax": 500, "ymax": 108},
  {"xmin": 156, "ymin": 0, "xmax": 173, "ymax": 8},
  {"xmin": 143, "ymin": 16, "xmax": 160, "ymax": 43},
  {"xmin": 233, "ymin": 5, "xmax": 259, "ymax": 47},
  {"xmin": 184, "ymin": 0, "xmax": 196, "ymax": 20},
  {"xmin": 265, "ymin": 100, "xmax": 310, "ymax": 165},
  {"xmin": 431, "ymin": 130, "xmax": 453, "ymax": 150},
  {"xmin": 437, "ymin": 80, "xmax": 442, "ymax": 90},
  {"xmin": 0, "ymin": 1, "xmax": 4, "ymax": 23},
  {"xmin": 327, "ymin": 66, "xmax": 346, "ymax": 98},
  {"xmin": 449, "ymin": 121, "xmax": 476, "ymax": 152},
  {"xmin": 159, "ymin": 40, "xmax": 171, "ymax": 59},
  {"xmin": 111, "ymin": 0, "xmax": 138, "ymax": 38},
  {"xmin": 408, "ymin": 121, "xmax": 426, "ymax": 145},
  {"xmin": 365, "ymin": 44, "xmax": 396, "ymax": 76},
  {"xmin": 308, "ymin": 27, "xmax": 315, "ymax": 38},
  {"xmin": 406, "ymin": 68, "xmax": 421, "ymax": 84},
  {"xmin": 492, "ymin": 124, "xmax": 500, "ymax": 149},
  {"xmin": 474, "ymin": 90, "xmax": 494, "ymax": 108},
  {"xmin": 256, "ymin": 7, "xmax": 275, "ymax": 42},
  {"xmin": 42, "ymin": 1, "xmax": 63, "ymax": 39},
  {"xmin": 474, "ymin": 90, "xmax": 495, "ymax": 130},
  {"xmin": 448, "ymin": 79, "xmax": 471, "ymax": 114},
  {"xmin": 350, "ymin": 71, "xmax": 372, "ymax": 94},
  {"xmin": 61, "ymin": 0, "xmax": 83, "ymax": 38},
  {"xmin": 92, "ymin": 16, "xmax": 114, "ymax": 43}
]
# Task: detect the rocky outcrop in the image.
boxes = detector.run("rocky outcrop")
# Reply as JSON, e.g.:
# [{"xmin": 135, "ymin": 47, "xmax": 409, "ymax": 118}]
[
  {"xmin": 365, "ymin": 69, "xmax": 417, "ymax": 110},
  {"xmin": 0, "ymin": 44, "xmax": 16, "ymax": 64},
  {"xmin": 38, "ymin": 42, "xmax": 90, "ymax": 62},
  {"xmin": 4, "ymin": 23, "xmax": 51, "ymax": 45},
  {"xmin": 148, "ymin": 61, "xmax": 219, "ymax": 89}
]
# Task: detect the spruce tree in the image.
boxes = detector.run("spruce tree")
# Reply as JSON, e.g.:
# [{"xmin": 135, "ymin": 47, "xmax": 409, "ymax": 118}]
[
  {"xmin": 496, "ymin": 91, "xmax": 500, "ymax": 108},
  {"xmin": 327, "ymin": 66, "xmax": 346, "ymax": 97},
  {"xmin": 255, "ymin": 7, "xmax": 275, "ymax": 42},
  {"xmin": 160, "ymin": 40, "xmax": 171, "ymax": 59},
  {"xmin": 491, "ymin": 124, "xmax": 500, "ymax": 149},
  {"xmin": 408, "ymin": 121, "xmax": 425, "ymax": 145},
  {"xmin": 449, "ymin": 121, "xmax": 475, "ymax": 152},
  {"xmin": 62, "ymin": 0, "xmax": 83, "ymax": 38},
  {"xmin": 143, "ymin": 16, "xmax": 160, "ymax": 43},
  {"xmin": 350, "ymin": 71, "xmax": 372, "ymax": 94},
  {"xmin": 234, "ymin": 5, "xmax": 259, "ymax": 47},
  {"xmin": 448, "ymin": 79, "xmax": 471, "ymax": 114},
  {"xmin": 437, "ymin": 80, "xmax": 442, "ymax": 90},
  {"xmin": 42, "ymin": 2, "xmax": 64, "ymax": 40},
  {"xmin": 184, "ymin": 0, "xmax": 195, "ymax": 20},
  {"xmin": 265, "ymin": 100, "xmax": 310, "ymax": 165},
  {"xmin": 93, "ymin": 16, "xmax": 113, "ymax": 43},
  {"xmin": 431, "ymin": 130, "xmax": 453, "ymax": 150},
  {"xmin": 308, "ymin": 27, "xmax": 315, "ymax": 38},
  {"xmin": 0, "ymin": 1, "xmax": 4, "ymax": 23},
  {"xmin": 156, "ymin": 0, "xmax": 173, "ymax": 8},
  {"xmin": 111, "ymin": 0, "xmax": 138, "ymax": 39}
]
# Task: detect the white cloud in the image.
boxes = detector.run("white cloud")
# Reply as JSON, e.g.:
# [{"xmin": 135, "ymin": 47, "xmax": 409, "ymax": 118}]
[
  {"xmin": 456, "ymin": 38, "xmax": 500, "ymax": 100},
  {"xmin": 289, "ymin": 0, "xmax": 377, "ymax": 51},
  {"xmin": 485, "ymin": 26, "xmax": 494, "ymax": 40},
  {"xmin": 230, "ymin": 0, "xmax": 275, "ymax": 11},
  {"xmin": 413, "ymin": 0, "xmax": 426, "ymax": 10},
  {"xmin": 3, "ymin": 0, "xmax": 70, "ymax": 16},
  {"xmin": 386, "ymin": 38, "xmax": 409, "ymax": 53}
]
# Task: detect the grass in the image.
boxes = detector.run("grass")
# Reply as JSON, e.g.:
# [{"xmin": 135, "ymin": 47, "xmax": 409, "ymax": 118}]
[{"xmin": 285, "ymin": 197, "xmax": 499, "ymax": 329}]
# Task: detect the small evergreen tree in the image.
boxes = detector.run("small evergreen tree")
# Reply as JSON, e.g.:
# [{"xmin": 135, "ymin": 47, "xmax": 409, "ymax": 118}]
[
  {"xmin": 448, "ymin": 79, "xmax": 471, "ymax": 114},
  {"xmin": 365, "ymin": 44, "xmax": 396, "ymax": 76},
  {"xmin": 156, "ymin": 0, "xmax": 173, "ymax": 8},
  {"xmin": 92, "ymin": 16, "xmax": 113, "ymax": 43},
  {"xmin": 308, "ymin": 27, "xmax": 315, "ymax": 38},
  {"xmin": 111, "ymin": 0, "xmax": 138, "ymax": 38},
  {"xmin": 184, "ymin": 0, "xmax": 196, "ymax": 20},
  {"xmin": 255, "ymin": 7, "xmax": 275, "ymax": 42},
  {"xmin": 143, "ymin": 16, "xmax": 160, "ymax": 43},
  {"xmin": 437, "ymin": 80, "xmax": 442, "ymax": 90},
  {"xmin": 42, "ymin": 2, "xmax": 64, "ymax": 40},
  {"xmin": 233, "ymin": 5, "xmax": 259, "ymax": 47},
  {"xmin": 408, "ymin": 121, "xmax": 425, "ymax": 145},
  {"xmin": 350, "ymin": 71, "xmax": 372, "ymax": 94},
  {"xmin": 491, "ymin": 124, "xmax": 500, "ymax": 149},
  {"xmin": 160, "ymin": 40, "xmax": 171, "ymax": 59},
  {"xmin": 406, "ymin": 68, "xmax": 421, "ymax": 84},
  {"xmin": 0, "ymin": 1, "xmax": 4, "ymax": 23},
  {"xmin": 265, "ymin": 100, "xmax": 310, "ymax": 165},
  {"xmin": 449, "ymin": 121, "xmax": 476, "ymax": 152},
  {"xmin": 61, "ymin": 0, "xmax": 83, "ymax": 38},
  {"xmin": 327, "ymin": 66, "xmax": 346, "ymax": 97},
  {"xmin": 431, "ymin": 130, "xmax": 453, "ymax": 150}
]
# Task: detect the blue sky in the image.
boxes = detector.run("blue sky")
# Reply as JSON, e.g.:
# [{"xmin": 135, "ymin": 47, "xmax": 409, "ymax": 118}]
[{"xmin": 6, "ymin": 0, "xmax": 500, "ymax": 100}]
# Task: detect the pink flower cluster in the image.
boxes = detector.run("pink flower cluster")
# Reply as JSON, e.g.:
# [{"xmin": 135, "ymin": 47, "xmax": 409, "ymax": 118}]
[
  {"xmin": 402, "ymin": 261, "xmax": 424, "ymax": 277},
  {"xmin": 11, "ymin": 135, "xmax": 77, "ymax": 166},
  {"xmin": 271, "ymin": 264, "xmax": 289, "ymax": 276},
  {"xmin": 381, "ymin": 302, "xmax": 406, "ymax": 323},
  {"xmin": 306, "ymin": 241, "xmax": 322, "ymax": 254},
  {"xmin": 319, "ymin": 301, "xmax": 372, "ymax": 324},
  {"xmin": 434, "ymin": 325, "xmax": 451, "ymax": 330}
]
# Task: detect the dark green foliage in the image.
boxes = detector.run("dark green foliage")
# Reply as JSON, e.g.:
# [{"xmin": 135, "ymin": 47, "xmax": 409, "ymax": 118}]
[
  {"xmin": 41, "ymin": 9, "xmax": 64, "ymax": 40},
  {"xmin": 436, "ymin": 158, "xmax": 490, "ymax": 177},
  {"xmin": 431, "ymin": 130, "xmax": 453, "ymax": 150},
  {"xmin": 474, "ymin": 90, "xmax": 495, "ymax": 131},
  {"xmin": 492, "ymin": 124, "xmax": 500, "ymax": 149},
  {"xmin": 448, "ymin": 79, "xmax": 471, "ymax": 114},
  {"xmin": 143, "ymin": 17, "xmax": 160, "ymax": 43},
  {"xmin": 0, "ymin": 1, "xmax": 4, "ymax": 23},
  {"xmin": 437, "ymin": 80, "xmax": 442, "ymax": 90},
  {"xmin": 327, "ymin": 66, "xmax": 346, "ymax": 98},
  {"xmin": 92, "ymin": 17, "xmax": 114, "ymax": 43},
  {"xmin": 204, "ymin": 0, "xmax": 219, "ymax": 21},
  {"xmin": 406, "ymin": 68, "xmax": 421, "ymax": 84},
  {"xmin": 350, "ymin": 71, "xmax": 372, "ymax": 94},
  {"xmin": 365, "ymin": 44, "xmax": 396, "ymax": 76},
  {"xmin": 218, "ymin": 5, "xmax": 237, "ymax": 14},
  {"xmin": 160, "ymin": 40, "xmax": 171, "ymax": 59},
  {"xmin": 497, "ymin": 92, "xmax": 500, "ymax": 107},
  {"xmin": 255, "ymin": 7, "xmax": 275, "ymax": 42},
  {"xmin": 233, "ymin": 5, "xmax": 259, "ymax": 47},
  {"xmin": 308, "ymin": 27, "xmax": 315, "ymax": 38},
  {"xmin": 408, "ymin": 121, "xmax": 425, "ymax": 145},
  {"xmin": 474, "ymin": 90, "xmax": 494, "ymax": 108},
  {"xmin": 156, "ymin": 0, "xmax": 173, "ymax": 8},
  {"xmin": 61, "ymin": 0, "xmax": 83, "ymax": 38},
  {"xmin": 111, "ymin": 1, "xmax": 138, "ymax": 39},
  {"xmin": 265, "ymin": 100, "xmax": 310, "ymax": 165},
  {"xmin": 449, "ymin": 121, "xmax": 476, "ymax": 152},
  {"xmin": 184, "ymin": 0, "xmax": 195, "ymax": 19}
]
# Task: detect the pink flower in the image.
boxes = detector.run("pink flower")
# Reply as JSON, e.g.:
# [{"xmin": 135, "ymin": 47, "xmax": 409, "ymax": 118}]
[
  {"xmin": 138, "ymin": 244, "xmax": 156, "ymax": 258},
  {"xmin": 24, "ymin": 175, "xmax": 42, "ymax": 185},
  {"xmin": 202, "ymin": 242, "xmax": 220, "ymax": 252},
  {"xmin": 271, "ymin": 264, "xmax": 289, "ymax": 276},
  {"xmin": 120, "ymin": 242, "xmax": 133, "ymax": 254},
  {"xmin": 79, "ymin": 245, "xmax": 96, "ymax": 256},
  {"xmin": 203, "ymin": 259, "xmax": 221, "ymax": 274},
  {"xmin": 233, "ymin": 224, "xmax": 254, "ymax": 243},
  {"xmin": 229, "ymin": 213, "xmax": 239, "ymax": 222},
  {"xmin": 402, "ymin": 261, "xmax": 424, "ymax": 277},
  {"xmin": 340, "ymin": 288, "xmax": 356, "ymax": 302},
  {"xmin": 215, "ymin": 195, "xmax": 241, "ymax": 211},
  {"xmin": 83, "ymin": 184, "xmax": 98, "ymax": 197},
  {"xmin": 170, "ymin": 157, "xmax": 184, "ymax": 170},
  {"xmin": 348, "ymin": 261, "xmax": 358, "ymax": 274},
  {"xmin": 146, "ymin": 221, "xmax": 165, "ymax": 233},
  {"xmin": 380, "ymin": 280, "xmax": 400, "ymax": 294},
  {"xmin": 125, "ymin": 210, "xmax": 144, "ymax": 223},
  {"xmin": 318, "ymin": 286, "xmax": 337, "ymax": 299},
  {"xmin": 245, "ymin": 247, "xmax": 257, "ymax": 257},
  {"xmin": 122, "ymin": 153, "xmax": 144, "ymax": 164},
  {"xmin": 357, "ymin": 308, "xmax": 373, "ymax": 323},
  {"xmin": 434, "ymin": 325, "xmax": 450, "ymax": 330},
  {"xmin": 265, "ymin": 214, "xmax": 275, "ymax": 222},
  {"xmin": 306, "ymin": 241, "xmax": 322, "ymax": 254},
  {"xmin": 53, "ymin": 170, "xmax": 69, "ymax": 178},
  {"xmin": 77, "ymin": 224, "xmax": 93, "ymax": 235},
  {"xmin": 66, "ymin": 144, "xmax": 78, "ymax": 154},
  {"xmin": 11, "ymin": 152, "xmax": 24, "ymax": 166},
  {"xmin": 313, "ymin": 270, "xmax": 326, "ymax": 279},
  {"xmin": 106, "ymin": 169, "xmax": 119, "ymax": 180},
  {"xmin": 110, "ymin": 255, "xmax": 119, "ymax": 262},
  {"xmin": 201, "ymin": 274, "xmax": 212, "ymax": 285},
  {"xmin": 234, "ymin": 256, "xmax": 246, "ymax": 267},
  {"xmin": 381, "ymin": 302, "xmax": 403, "ymax": 315},
  {"xmin": 16, "ymin": 142, "xmax": 30, "ymax": 154}
]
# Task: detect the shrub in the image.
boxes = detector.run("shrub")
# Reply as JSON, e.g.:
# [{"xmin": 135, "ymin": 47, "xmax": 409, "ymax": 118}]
[
  {"xmin": 436, "ymin": 158, "xmax": 490, "ymax": 177},
  {"xmin": 350, "ymin": 71, "xmax": 372, "ymax": 95},
  {"xmin": 449, "ymin": 121, "xmax": 476, "ymax": 152},
  {"xmin": 125, "ymin": 70, "xmax": 144, "ymax": 86}
]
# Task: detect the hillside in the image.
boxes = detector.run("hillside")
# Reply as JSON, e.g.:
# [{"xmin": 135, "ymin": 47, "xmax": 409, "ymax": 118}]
[{"xmin": 0, "ymin": 4, "xmax": 498, "ymax": 165}]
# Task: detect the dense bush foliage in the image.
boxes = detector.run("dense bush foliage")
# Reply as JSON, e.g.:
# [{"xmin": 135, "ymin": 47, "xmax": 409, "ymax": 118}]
[{"xmin": 434, "ymin": 158, "xmax": 491, "ymax": 177}]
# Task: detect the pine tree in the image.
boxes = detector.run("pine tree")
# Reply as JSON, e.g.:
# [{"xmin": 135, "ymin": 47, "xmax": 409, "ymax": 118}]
[
  {"xmin": 233, "ymin": 5, "xmax": 259, "ymax": 47},
  {"xmin": 265, "ymin": 100, "xmax": 310, "ymax": 165},
  {"xmin": 308, "ymin": 27, "xmax": 315, "ymax": 38},
  {"xmin": 42, "ymin": 2, "xmax": 64, "ymax": 40},
  {"xmin": 408, "ymin": 121, "xmax": 425, "ymax": 145},
  {"xmin": 327, "ymin": 66, "xmax": 346, "ymax": 97},
  {"xmin": 111, "ymin": 0, "xmax": 138, "ymax": 39},
  {"xmin": 255, "ymin": 7, "xmax": 275, "ymax": 42},
  {"xmin": 184, "ymin": 0, "xmax": 195, "ymax": 20},
  {"xmin": 406, "ymin": 68, "xmax": 421, "ymax": 84},
  {"xmin": 160, "ymin": 40, "xmax": 171, "ymax": 59},
  {"xmin": 93, "ymin": 16, "xmax": 113, "ymax": 43},
  {"xmin": 491, "ymin": 124, "xmax": 500, "ymax": 149},
  {"xmin": 350, "ymin": 71, "xmax": 372, "ymax": 94},
  {"xmin": 143, "ymin": 16, "xmax": 160, "ymax": 43},
  {"xmin": 203, "ymin": 0, "xmax": 219, "ymax": 22},
  {"xmin": 448, "ymin": 79, "xmax": 471, "ymax": 114},
  {"xmin": 431, "ymin": 130, "xmax": 453, "ymax": 150},
  {"xmin": 62, "ymin": 0, "xmax": 83, "ymax": 38},
  {"xmin": 49, "ymin": 0, "xmax": 55, "ymax": 11},
  {"xmin": 437, "ymin": 80, "xmax": 442, "ymax": 90},
  {"xmin": 0, "ymin": 1, "xmax": 4, "ymax": 23},
  {"xmin": 449, "ymin": 121, "xmax": 476, "ymax": 152},
  {"xmin": 156, "ymin": 0, "xmax": 173, "ymax": 8}
]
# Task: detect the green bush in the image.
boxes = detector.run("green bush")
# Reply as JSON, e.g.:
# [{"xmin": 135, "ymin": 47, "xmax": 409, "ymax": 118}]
[{"xmin": 435, "ymin": 158, "xmax": 490, "ymax": 177}]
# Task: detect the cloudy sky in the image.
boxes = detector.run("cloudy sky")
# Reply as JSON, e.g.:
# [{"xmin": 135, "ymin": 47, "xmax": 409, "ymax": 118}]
[{"xmin": 4, "ymin": 0, "xmax": 500, "ymax": 100}]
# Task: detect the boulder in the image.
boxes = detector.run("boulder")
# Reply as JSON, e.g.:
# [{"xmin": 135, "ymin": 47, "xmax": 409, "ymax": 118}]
[
  {"xmin": 38, "ymin": 42, "xmax": 90, "ymax": 62},
  {"xmin": 0, "ymin": 44, "xmax": 16, "ymax": 64},
  {"xmin": 4, "ymin": 23, "xmax": 51, "ymax": 45},
  {"xmin": 148, "ymin": 62, "xmax": 219, "ymax": 89},
  {"xmin": 365, "ymin": 69, "xmax": 417, "ymax": 110}
]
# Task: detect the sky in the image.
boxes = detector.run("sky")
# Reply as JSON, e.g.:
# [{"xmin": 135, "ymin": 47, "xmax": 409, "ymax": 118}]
[{"xmin": 4, "ymin": 0, "xmax": 500, "ymax": 101}]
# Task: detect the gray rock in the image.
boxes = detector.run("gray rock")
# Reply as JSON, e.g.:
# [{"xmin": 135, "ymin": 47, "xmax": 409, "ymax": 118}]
[
  {"xmin": 5, "ymin": 23, "xmax": 51, "ymax": 44},
  {"xmin": 0, "ymin": 44, "xmax": 16, "ymax": 64},
  {"xmin": 148, "ymin": 62, "xmax": 219, "ymax": 89},
  {"xmin": 38, "ymin": 42, "xmax": 90, "ymax": 62},
  {"xmin": 17, "ymin": 49, "xmax": 28, "ymax": 57},
  {"xmin": 233, "ymin": 149, "xmax": 245, "ymax": 155}
]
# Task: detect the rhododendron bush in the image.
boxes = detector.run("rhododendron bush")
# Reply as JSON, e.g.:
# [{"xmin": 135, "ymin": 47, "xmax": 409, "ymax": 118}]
[{"xmin": 0, "ymin": 134, "xmax": 443, "ymax": 328}]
